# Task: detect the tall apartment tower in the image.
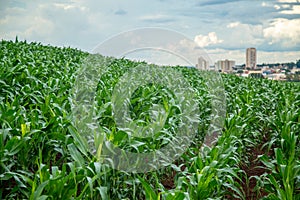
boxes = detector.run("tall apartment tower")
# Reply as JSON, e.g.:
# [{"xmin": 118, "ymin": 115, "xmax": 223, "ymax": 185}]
[
  {"xmin": 215, "ymin": 59, "xmax": 235, "ymax": 72},
  {"xmin": 246, "ymin": 48, "xmax": 257, "ymax": 69},
  {"xmin": 196, "ymin": 56, "xmax": 209, "ymax": 70}
]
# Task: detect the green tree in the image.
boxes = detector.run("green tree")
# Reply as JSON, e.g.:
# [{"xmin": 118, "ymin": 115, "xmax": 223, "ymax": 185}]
[{"xmin": 297, "ymin": 59, "xmax": 300, "ymax": 68}]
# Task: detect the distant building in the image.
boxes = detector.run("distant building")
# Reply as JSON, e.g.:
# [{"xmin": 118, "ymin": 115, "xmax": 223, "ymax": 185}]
[
  {"xmin": 215, "ymin": 59, "xmax": 235, "ymax": 72},
  {"xmin": 196, "ymin": 56, "xmax": 209, "ymax": 70},
  {"xmin": 246, "ymin": 48, "xmax": 257, "ymax": 69}
]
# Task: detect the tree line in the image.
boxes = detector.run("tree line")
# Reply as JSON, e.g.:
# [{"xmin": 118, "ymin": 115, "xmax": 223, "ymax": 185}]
[{"xmin": 257, "ymin": 59, "xmax": 300, "ymax": 69}]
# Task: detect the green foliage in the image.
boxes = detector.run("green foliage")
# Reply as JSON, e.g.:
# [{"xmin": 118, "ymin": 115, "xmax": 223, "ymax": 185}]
[
  {"xmin": 0, "ymin": 40, "xmax": 299, "ymax": 199},
  {"xmin": 249, "ymin": 73, "xmax": 264, "ymax": 79},
  {"xmin": 296, "ymin": 60, "xmax": 300, "ymax": 68}
]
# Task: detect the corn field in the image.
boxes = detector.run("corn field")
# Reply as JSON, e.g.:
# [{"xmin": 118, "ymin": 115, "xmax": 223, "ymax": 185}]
[{"xmin": 0, "ymin": 40, "xmax": 299, "ymax": 199}]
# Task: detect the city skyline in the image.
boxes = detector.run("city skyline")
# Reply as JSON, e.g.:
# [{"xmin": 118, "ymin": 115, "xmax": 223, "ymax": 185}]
[
  {"xmin": 199, "ymin": 46, "xmax": 299, "ymax": 71},
  {"xmin": 0, "ymin": 0, "xmax": 299, "ymax": 65}
]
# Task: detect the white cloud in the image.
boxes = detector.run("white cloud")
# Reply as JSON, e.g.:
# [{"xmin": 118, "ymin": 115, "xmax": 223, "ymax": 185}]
[
  {"xmin": 139, "ymin": 14, "xmax": 174, "ymax": 23},
  {"xmin": 227, "ymin": 22, "xmax": 240, "ymax": 28},
  {"xmin": 274, "ymin": 5, "xmax": 281, "ymax": 10},
  {"xmin": 263, "ymin": 18, "xmax": 300, "ymax": 47},
  {"xmin": 0, "ymin": 1, "xmax": 96, "ymax": 49},
  {"xmin": 281, "ymin": 5, "xmax": 300, "ymax": 14},
  {"xmin": 194, "ymin": 32, "xmax": 223, "ymax": 47},
  {"xmin": 277, "ymin": 0, "xmax": 299, "ymax": 2},
  {"xmin": 0, "ymin": 5, "xmax": 54, "ymax": 41},
  {"xmin": 140, "ymin": 14, "xmax": 167, "ymax": 20},
  {"xmin": 274, "ymin": 4, "xmax": 291, "ymax": 10},
  {"xmin": 261, "ymin": 2, "xmax": 273, "ymax": 7},
  {"xmin": 53, "ymin": 3, "xmax": 88, "ymax": 11},
  {"xmin": 223, "ymin": 22, "xmax": 264, "ymax": 48},
  {"xmin": 0, "ymin": 0, "xmax": 299, "ymax": 63},
  {"xmin": 24, "ymin": 17, "xmax": 55, "ymax": 38},
  {"xmin": 282, "ymin": 4, "xmax": 291, "ymax": 8}
]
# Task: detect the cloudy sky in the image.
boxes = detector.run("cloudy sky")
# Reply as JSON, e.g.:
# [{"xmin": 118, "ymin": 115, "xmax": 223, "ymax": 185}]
[{"xmin": 0, "ymin": 0, "xmax": 299, "ymax": 65}]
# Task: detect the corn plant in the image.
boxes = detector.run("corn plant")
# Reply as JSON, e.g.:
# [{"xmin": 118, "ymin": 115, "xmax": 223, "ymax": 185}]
[{"xmin": 1, "ymin": 39, "xmax": 300, "ymax": 199}]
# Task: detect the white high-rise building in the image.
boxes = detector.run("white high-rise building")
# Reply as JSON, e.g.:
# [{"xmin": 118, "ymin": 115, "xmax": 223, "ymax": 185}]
[
  {"xmin": 196, "ymin": 56, "xmax": 209, "ymax": 70},
  {"xmin": 215, "ymin": 59, "xmax": 235, "ymax": 72},
  {"xmin": 246, "ymin": 48, "xmax": 257, "ymax": 69}
]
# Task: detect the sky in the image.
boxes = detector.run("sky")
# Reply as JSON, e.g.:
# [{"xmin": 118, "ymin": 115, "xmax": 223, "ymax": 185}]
[{"xmin": 0, "ymin": 0, "xmax": 299, "ymax": 65}]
